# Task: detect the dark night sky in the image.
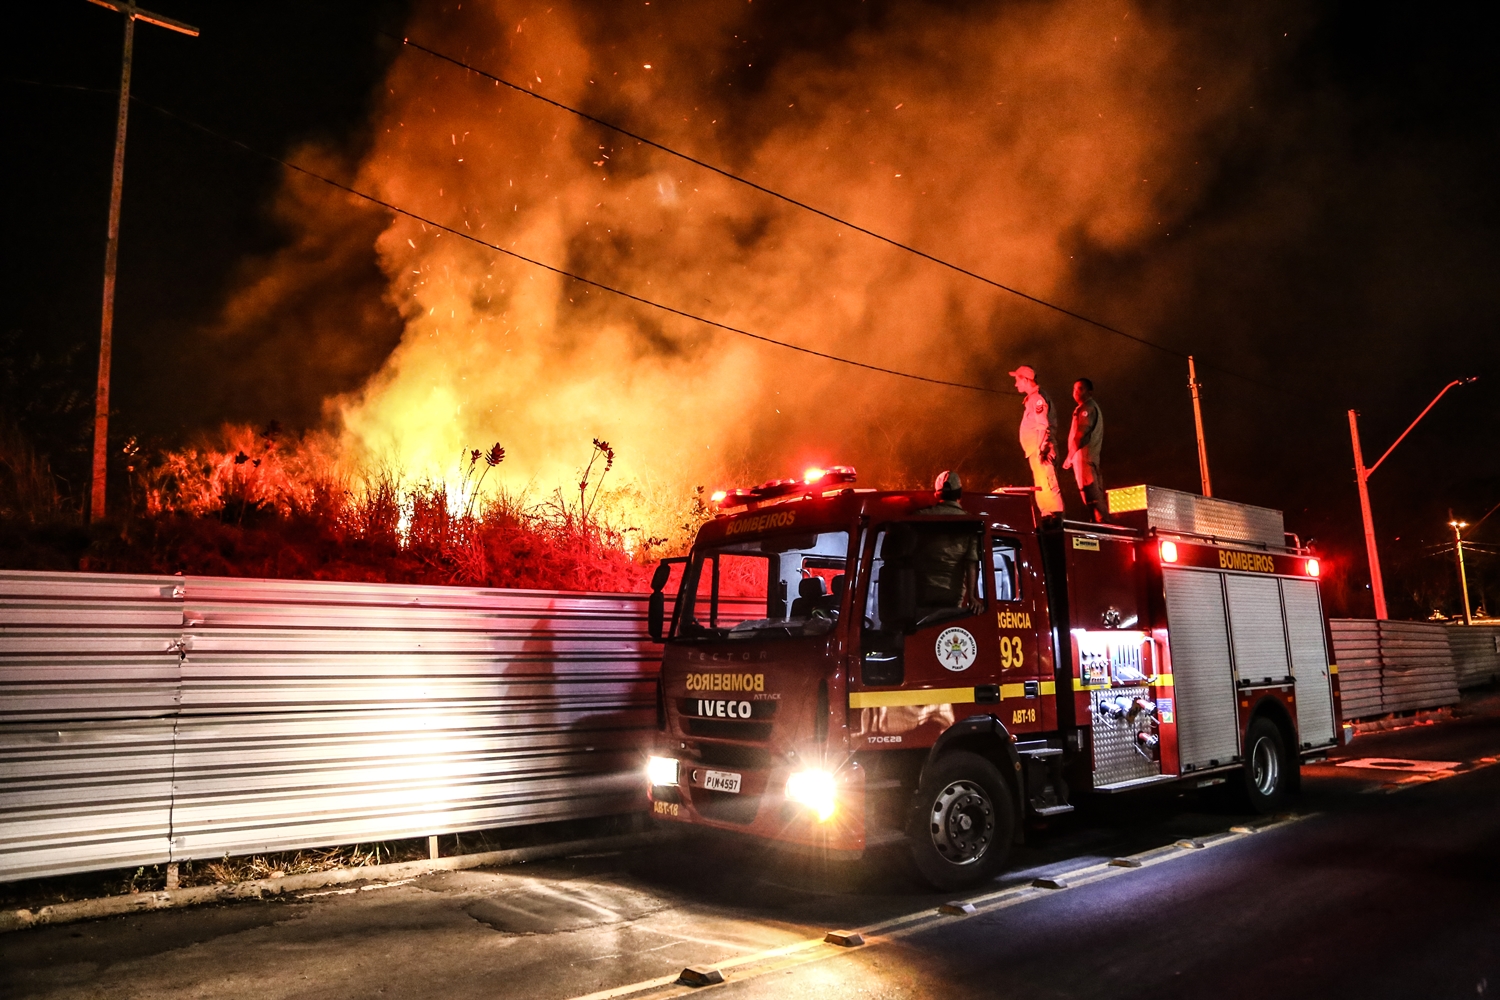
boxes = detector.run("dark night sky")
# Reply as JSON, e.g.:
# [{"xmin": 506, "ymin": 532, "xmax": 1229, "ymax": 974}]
[{"xmin": 3, "ymin": 1, "xmax": 1498, "ymax": 618}]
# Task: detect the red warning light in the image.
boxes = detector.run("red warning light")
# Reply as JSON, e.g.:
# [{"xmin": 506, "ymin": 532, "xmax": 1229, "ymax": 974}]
[
  {"xmin": 1160, "ymin": 540, "xmax": 1179, "ymax": 563},
  {"xmin": 803, "ymin": 467, "xmax": 827, "ymax": 484},
  {"xmin": 1306, "ymin": 557, "xmax": 1321, "ymax": 578}
]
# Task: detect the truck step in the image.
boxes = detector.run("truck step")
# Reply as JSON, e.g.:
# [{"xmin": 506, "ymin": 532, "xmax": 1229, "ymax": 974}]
[
  {"xmin": 1032, "ymin": 804, "xmax": 1075, "ymax": 816},
  {"xmin": 1018, "ymin": 747, "xmax": 1063, "ymax": 759}
]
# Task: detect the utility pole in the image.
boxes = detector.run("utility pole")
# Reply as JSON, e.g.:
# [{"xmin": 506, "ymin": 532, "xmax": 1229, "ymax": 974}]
[
  {"xmin": 1187, "ymin": 356, "xmax": 1212, "ymax": 497},
  {"xmin": 1449, "ymin": 517, "xmax": 1473, "ymax": 626},
  {"xmin": 1348, "ymin": 411, "xmax": 1387, "ymax": 619},
  {"xmin": 85, "ymin": 0, "xmax": 199, "ymax": 522},
  {"xmin": 1347, "ymin": 376, "xmax": 1476, "ymax": 620}
]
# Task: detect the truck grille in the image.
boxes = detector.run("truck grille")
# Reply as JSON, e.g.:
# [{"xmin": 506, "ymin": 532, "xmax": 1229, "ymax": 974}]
[
  {"xmin": 684, "ymin": 718, "xmax": 773, "ymax": 741},
  {"xmin": 691, "ymin": 788, "xmax": 761, "ymax": 825},
  {"xmin": 694, "ymin": 743, "xmax": 774, "ymax": 770}
]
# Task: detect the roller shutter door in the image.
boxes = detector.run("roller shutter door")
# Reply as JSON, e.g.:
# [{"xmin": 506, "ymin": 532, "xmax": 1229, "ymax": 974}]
[
  {"xmin": 1163, "ymin": 569, "xmax": 1240, "ymax": 770},
  {"xmin": 1281, "ymin": 579, "xmax": 1336, "ymax": 747},
  {"xmin": 1224, "ymin": 574, "xmax": 1290, "ymax": 685}
]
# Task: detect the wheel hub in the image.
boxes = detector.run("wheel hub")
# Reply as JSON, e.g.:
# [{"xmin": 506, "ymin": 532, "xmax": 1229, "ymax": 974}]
[
  {"xmin": 1251, "ymin": 735, "xmax": 1280, "ymax": 795},
  {"xmin": 929, "ymin": 778, "xmax": 995, "ymax": 865}
]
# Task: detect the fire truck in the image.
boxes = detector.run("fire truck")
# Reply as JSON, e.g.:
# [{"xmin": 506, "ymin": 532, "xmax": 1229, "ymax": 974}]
[{"xmin": 644, "ymin": 471, "xmax": 1341, "ymax": 890}]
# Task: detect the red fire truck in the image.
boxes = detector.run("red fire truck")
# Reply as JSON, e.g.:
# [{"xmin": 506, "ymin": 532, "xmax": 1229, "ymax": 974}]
[{"xmin": 644, "ymin": 472, "xmax": 1341, "ymax": 889}]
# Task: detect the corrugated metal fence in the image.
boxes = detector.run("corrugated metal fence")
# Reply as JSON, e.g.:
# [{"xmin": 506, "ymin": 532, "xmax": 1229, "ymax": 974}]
[
  {"xmin": 1, "ymin": 571, "xmax": 662, "ymax": 882},
  {"xmin": 1329, "ymin": 619, "xmax": 1500, "ymax": 721},
  {"xmin": 1448, "ymin": 624, "xmax": 1500, "ymax": 689}
]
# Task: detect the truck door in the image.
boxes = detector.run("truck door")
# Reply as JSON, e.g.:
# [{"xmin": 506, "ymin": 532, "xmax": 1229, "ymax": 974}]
[
  {"xmin": 851, "ymin": 520, "xmax": 1000, "ymax": 749},
  {"xmin": 989, "ymin": 534, "xmax": 1049, "ymax": 733}
]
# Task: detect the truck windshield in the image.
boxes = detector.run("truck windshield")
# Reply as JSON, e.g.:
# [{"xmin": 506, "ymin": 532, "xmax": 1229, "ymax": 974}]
[{"xmin": 674, "ymin": 528, "xmax": 852, "ymax": 641}]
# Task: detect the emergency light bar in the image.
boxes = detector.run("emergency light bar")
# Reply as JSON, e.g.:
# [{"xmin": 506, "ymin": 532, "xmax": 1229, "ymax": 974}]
[{"xmin": 714, "ymin": 466, "xmax": 857, "ymax": 509}]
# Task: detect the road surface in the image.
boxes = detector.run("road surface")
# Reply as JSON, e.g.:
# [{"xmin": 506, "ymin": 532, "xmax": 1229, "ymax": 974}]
[{"xmin": 4, "ymin": 695, "xmax": 1498, "ymax": 1000}]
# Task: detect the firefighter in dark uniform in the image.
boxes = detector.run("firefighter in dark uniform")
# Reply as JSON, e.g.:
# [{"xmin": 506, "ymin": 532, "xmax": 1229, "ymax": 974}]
[
  {"xmin": 1062, "ymin": 377, "xmax": 1107, "ymax": 521},
  {"xmin": 914, "ymin": 470, "xmax": 979, "ymax": 612}
]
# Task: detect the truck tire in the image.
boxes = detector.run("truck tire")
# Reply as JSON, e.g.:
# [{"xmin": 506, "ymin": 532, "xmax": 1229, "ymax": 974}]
[
  {"xmin": 1239, "ymin": 717, "xmax": 1289, "ymax": 813},
  {"xmin": 908, "ymin": 751, "xmax": 1015, "ymax": 891}
]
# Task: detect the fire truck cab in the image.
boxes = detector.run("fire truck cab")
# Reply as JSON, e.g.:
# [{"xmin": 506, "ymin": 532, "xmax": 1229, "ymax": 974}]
[{"xmin": 646, "ymin": 476, "xmax": 1340, "ymax": 890}]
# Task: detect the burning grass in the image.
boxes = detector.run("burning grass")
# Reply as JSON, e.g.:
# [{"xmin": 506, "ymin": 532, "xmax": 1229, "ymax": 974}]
[{"xmin": 1, "ymin": 423, "xmax": 710, "ymax": 593}]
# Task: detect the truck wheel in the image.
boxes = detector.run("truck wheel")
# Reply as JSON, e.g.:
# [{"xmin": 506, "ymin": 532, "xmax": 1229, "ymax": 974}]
[
  {"xmin": 908, "ymin": 751, "xmax": 1015, "ymax": 891},
  {"xmin": 1239, "ymin": 718, "xmax": 1289, "ymax": 813}
]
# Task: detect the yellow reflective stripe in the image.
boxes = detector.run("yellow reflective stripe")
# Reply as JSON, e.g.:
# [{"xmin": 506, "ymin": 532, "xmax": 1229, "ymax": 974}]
[
  {"xmin": 849, "ymin": 687, "xmax": 975, "ymax": 709},
  {"xmin": 1154, "ymin": 673, "xmax": 1174, "ymax": 687},
  {"xmin": 1073, "ymin": 679, "xmax": 1108, "ymax": 691},
  {"xmin": 1329, "ymin": 664, "xmax": 1338, "ymax": 675},
  {"xmin": 1000, "ymin": 681, "xmax": 1059, "ymax": 699}
]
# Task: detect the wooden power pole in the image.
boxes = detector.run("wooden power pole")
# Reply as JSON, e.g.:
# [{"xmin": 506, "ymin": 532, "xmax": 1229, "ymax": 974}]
[
  {"xmin": 86, "ymin": 0, "xmax": 198, "ymax": 522},
  {"xmin": 1187, "ymin": 356, "xmax": 1212, "ymax": 497}
]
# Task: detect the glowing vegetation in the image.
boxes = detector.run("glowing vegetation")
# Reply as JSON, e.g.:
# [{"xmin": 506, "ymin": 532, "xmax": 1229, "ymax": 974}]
[{"xmin": 1, "ymin": 424, "xmax": 711, "ymax": 593}]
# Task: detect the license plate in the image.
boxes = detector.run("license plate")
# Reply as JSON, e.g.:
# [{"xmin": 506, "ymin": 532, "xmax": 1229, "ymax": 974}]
[{"xmin": 703, "ymin": 770, "xmax": 742, "ymax": 794}]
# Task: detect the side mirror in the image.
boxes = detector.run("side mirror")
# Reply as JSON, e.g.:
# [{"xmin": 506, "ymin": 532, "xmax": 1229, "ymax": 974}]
[
  {"xmin": 648, "ymin": 591, "xmax": 667, "ymax": 642},
  {"xmin": 647, "ymin": 557, "xmax": 686, "ymax": 642}
]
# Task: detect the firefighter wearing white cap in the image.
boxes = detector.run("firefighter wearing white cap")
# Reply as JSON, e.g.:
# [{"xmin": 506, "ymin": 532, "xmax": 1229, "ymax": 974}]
[{"xmin": 1009, "ymin": 365, "xmax": 1065, "ymax": 515}]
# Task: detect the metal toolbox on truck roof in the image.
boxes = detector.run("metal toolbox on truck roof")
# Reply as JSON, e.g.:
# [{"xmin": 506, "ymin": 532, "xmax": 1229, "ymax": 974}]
[{"xmin": 1107, "ymin": 485, "xmax": 1285, "ymax": 548}]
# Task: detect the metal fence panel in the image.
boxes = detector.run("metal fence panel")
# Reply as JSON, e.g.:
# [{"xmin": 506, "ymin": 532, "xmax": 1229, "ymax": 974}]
[
  {"xmin": 0, "ymin": 571, "xmax": 662, "ymax": 883},
  {"xmin": 1329, "ymin": 619, "xmax": 1460, "ymax": 720},
  {"xmin": 1447, "ymin": 625, "xmax": 1500, "ymax": 689},
  {"xmin": 1376, "ymin": 621, "xmax": 1459, "ymax": 714},
  {"xmin": 1329, "ymin": 620, "xmax": 1383, "ymax": 720},
  {"xmin": 0, "ymin": 571, "xmax": 183, "ymax": 879}
]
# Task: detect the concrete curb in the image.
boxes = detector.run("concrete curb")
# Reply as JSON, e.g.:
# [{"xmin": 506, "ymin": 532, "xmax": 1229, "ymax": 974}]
[{"xmin": 1, "ymin": 830, "xmax": 673, "ymax": 934}]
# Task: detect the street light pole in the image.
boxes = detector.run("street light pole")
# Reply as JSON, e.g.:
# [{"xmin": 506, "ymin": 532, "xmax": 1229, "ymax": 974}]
[
  {"xmin": 85, "ymin": 0, "xmax": 198, "ymax": 523},
  {"xmin": 1348, "ymin": 411, "xmax": 1386, "ymax": 618},
  {"xmin": 1347, "ymin": 376, "xmax": 1477, "ymax": 620},
  {"xmin": 1188, "ymin": 356, "xmax": 1212, "ymax": 497},
  {"xmin": 1449, "ymin": 518, "xmax": 1473, "ymax": 627}
]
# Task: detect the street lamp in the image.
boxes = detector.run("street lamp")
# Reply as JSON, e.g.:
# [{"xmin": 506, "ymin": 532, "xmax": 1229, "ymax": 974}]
[
  {"xmin": 1347, "ymin": 377, "xmax": 1476, "ymax": 619},
  {"xmin": 1449, "ymin": 519, "xmax": 1473, "ymax": 627}
]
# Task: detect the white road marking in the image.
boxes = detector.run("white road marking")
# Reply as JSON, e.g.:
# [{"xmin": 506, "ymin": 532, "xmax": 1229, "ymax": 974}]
[
  {"xmin": 296, "ymin": 878, "xmax": 416, "ymax": 899},
  {"xmin": 559, "ymin": 815, "xmax": 1309, "ymax": 1000},
  {"xmin": 1335, "ymin": 757, "xmax": 1459, "ymax": 772}
]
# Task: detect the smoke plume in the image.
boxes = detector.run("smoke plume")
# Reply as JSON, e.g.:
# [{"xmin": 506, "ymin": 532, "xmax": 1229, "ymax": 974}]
[{"xmin": 220, "ymin": 0, "xmax": 1264, "ymax": 516}]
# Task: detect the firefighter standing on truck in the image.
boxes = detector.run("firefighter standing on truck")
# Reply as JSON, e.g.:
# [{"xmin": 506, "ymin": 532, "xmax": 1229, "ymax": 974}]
[
  {"xmin": 1010, "ymin": 365, "xmax": 1064, "ymax": 515},
  {"xmin": 1063, "ymin": 377, "xmax": 1107, "ymax": 522}
]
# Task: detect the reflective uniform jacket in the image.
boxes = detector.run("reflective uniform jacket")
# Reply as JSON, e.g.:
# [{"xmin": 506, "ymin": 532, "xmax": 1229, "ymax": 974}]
[{"xmin": 1019, "ymin": 389, "xmax": 1056, "ymax": 459}]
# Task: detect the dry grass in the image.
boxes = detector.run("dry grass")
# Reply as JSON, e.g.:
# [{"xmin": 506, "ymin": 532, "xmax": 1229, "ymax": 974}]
[
  {"xmin": 1, "ymin": 424, "xmax": 712, "ymax": 593},
  {"xmin": 181, "ymin": 840, "xmax": 431, "ymax": 888}
]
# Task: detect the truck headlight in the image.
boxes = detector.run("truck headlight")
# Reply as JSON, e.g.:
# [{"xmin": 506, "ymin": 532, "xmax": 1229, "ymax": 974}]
[
  {"xmin": 785, "ymin": 768, "xmax": 836, "ymax": 822},
  {"xmin": 647, "ymin": 755, "xmax": 679, "ymax": 787}
]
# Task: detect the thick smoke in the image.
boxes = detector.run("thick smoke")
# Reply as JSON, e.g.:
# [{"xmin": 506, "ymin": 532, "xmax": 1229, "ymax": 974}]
[{"xmin": 224, "ymin": 0, "xmax": 1262, "ymax": 512}]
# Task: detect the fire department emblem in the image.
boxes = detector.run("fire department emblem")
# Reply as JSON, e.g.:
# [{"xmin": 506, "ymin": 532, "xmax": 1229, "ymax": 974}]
[{"xmin": 935, "ymin": 627, "xmax": 978, "ymax": 672}]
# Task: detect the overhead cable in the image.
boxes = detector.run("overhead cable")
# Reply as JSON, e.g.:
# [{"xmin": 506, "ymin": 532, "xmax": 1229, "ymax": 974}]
[
  {"xmin": 133, "ymin": 95, "xmax": 1006, "ymax": 394},
  {"xmin": 387, "ymin": 32, "xmax": 1284, "ymax": 395}
]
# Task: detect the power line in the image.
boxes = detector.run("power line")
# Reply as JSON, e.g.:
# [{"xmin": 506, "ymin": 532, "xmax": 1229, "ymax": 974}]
[
  {"xmin": 130, "ymin": 95, "xmax": 1007, "ymax": 394},
  {"xmin": 387, "ymin": 32, "xmax": 1287, "ymax": 396}
]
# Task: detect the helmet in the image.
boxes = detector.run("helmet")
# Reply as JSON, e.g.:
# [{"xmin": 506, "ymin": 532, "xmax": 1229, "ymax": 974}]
[{"xmin": 934, "ymin": 470, "xmax": 963, "ymax": 500}]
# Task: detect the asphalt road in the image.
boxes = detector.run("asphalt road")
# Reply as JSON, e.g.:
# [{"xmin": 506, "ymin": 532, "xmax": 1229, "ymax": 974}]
[{"xmin": 5, "ymin": 695, "xmax": 1498, "ymax": 1000}]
